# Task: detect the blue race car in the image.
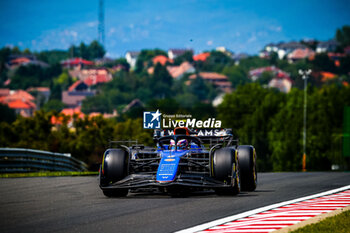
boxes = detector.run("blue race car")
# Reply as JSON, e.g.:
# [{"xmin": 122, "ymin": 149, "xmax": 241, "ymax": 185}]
[{"xmin": 99, "ymin": 127, "xmax": 257, "ymax": 197}]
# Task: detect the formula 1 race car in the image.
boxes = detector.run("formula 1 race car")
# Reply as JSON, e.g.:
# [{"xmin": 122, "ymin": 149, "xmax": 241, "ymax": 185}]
[{"xmin": 99, "ymin": 127, "xmax": 257, "ymax": 197}]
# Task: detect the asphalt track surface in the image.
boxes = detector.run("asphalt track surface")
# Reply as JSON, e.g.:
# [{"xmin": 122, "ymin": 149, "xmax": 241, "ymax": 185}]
[{"xmin": 1, "ymin": 172, "xmax": 350, "ymax": 233}]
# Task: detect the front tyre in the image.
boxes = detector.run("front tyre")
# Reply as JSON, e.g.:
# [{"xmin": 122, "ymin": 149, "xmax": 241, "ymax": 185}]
[
  {"xmin": 100, "ymin": 149, "xmax": 129, "ymax": 197},
  {"xmin": 212, "ymin": 148, "xmax": 240, "ymax": 196},
  {"xmin": 215, "ymin": 162, "xmax": 240, "ymax": 196}
]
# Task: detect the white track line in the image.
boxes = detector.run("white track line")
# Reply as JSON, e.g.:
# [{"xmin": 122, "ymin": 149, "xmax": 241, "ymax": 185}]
[{"xmin": 175, "ymin": 184, "xmax": 350, "ymax": 233}]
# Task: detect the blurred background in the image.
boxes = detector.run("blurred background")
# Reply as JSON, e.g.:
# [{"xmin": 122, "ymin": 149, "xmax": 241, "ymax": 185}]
[{"xmin": 0, "ymin": 0, "xmax": 350, "ymax": 172}]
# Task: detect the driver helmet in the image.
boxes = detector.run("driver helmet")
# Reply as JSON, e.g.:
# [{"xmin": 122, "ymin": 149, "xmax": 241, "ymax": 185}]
[
  {"xmin": 170, "ymin": 139, "xmax": 176, "ymax": 149},
  {"xmin": 177, "ymin": 139, "xmax": 188, "ymax": 149}
]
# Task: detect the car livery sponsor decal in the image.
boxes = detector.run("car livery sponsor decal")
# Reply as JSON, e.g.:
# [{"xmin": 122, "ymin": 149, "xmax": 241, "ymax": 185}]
[{"xmin": 144, "ymin": 110, "xmax": 222, "ymax": 129}]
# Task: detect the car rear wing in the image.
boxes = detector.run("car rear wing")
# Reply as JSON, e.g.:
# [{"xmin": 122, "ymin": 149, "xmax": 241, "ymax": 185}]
[{"xmin": 153, "ymin": 128, "xmax": 239, "ymax": 147}]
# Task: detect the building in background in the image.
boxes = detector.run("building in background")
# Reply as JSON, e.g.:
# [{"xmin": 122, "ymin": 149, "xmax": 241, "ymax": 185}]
[
  {"xmin": 62, "ymin": 81, "xmax": 95, "ymax": 108},
  {"xmin": 125, "ymin": 51, "xmax": 140, "ymax": 69},
  {"xmin": 168, "ymin": 49, "xmax": 193, "ymax": 60},
  {"xmin": 316, "ymin": 40, "xmax": 339, "ymax": 53},
  {"xmin": 61, "ymin": 58, "xmax": 94, "ymax": 69},
  {"xmin": 167, "ymin": 61, "xmax": 195, "ymax": 79},
  {"xmin": 189, "ymin": 72, "xmax": 232, "ymax": 93},
  {"xmin": 0, "ymin": 89, "xmax": 36, "ymax": 116}
]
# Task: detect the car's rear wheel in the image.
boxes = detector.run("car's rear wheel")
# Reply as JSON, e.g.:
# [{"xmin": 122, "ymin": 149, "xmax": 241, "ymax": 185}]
[
  {"xmin": 238, "ymin": 145, "xmax": 257, "ymax": 191},
  {"xmin": 100, "ymin": 149, "xmax": 129, "ymax": 197},
  {"xmin": 212, "ymin": 148, "xmax": 240, "ymax": 195}
]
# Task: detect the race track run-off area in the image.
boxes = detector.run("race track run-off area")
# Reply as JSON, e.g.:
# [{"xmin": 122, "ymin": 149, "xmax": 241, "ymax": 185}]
[
  {"xmin": 1, "ymin": 172, "xmax": 350, "ymax": 233},
  {"xmin": 178, "ymin": 186, "xmax": 350, "ymax": 233}
]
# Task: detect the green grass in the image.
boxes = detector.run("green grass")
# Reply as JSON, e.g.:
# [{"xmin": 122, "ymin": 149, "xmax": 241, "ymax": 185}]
[
  {"xmin": 291, "ymin": 209, "xmax": 350, "ymax": 233},
  {"xmin": 0, "ymin": 171, "xmax": 98, "ymax": 178}
]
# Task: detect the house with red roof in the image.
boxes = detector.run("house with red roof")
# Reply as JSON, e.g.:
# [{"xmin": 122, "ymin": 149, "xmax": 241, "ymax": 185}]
[
  {"xmin": 68, "ymin": 81, "xmax": 89, "ymax": 92},
  {"xmin": 68, "ymin": 68, "xmax": 112, "ymax": 86},
  {"xmin": 27, "ymin": 87, "xmax": 51, "ymax": 103},
  {"xmin": 268, "ymin": 74, "xmax": 293, "ymax": 93},
  {"xmin": 0, "ymin": 88, "xmax": 10, "ymax": 97},
  {"xmin": 189, "ymin": 72, "xmax": 232, "ymax": 93},
  {"xmin": 61, "ymin": 58, "xmax": 94, "ymax": 69},
  {"xmin": 249, "ymin": 66, "xmax": 292, "ymax": 93},
  {"xmin": 287, "ymin": 48, "xmax": 315, "ymax": 63},
  {"xmin": 84, "ymin": 73, "xmax": 112, "ymax": 86},
  {"xmin": 7, "ymin": 54, "xmax": 48, "ymax": 69},
  {"xmin": 0, "ymin": 90, "xmax": 36, "ymax": 116},
  {"xmin": 193, "ymin": 52, "xmax": 210, "ymax": 62},
  {"xmin": 249, "ymin": 66, "xmax": 290, "ymax": 81},
  {"xmin": 152, "ymin": 55, "xmax": 173, "ymax": 66},
  {"xmin": 62, "ymin": 81, "xmax": 95, "ymax": 108},
  {"xmin": 167, "ymin": 62, "xmax": 195, "ymax": 79},
  {"xmin": 7, "ymin": 100, "xmax": 34, "ymax": 117}
]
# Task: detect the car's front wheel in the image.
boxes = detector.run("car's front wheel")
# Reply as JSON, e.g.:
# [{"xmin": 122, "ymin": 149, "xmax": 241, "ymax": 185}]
[
  {"xmin": 212, "ymin": 147, "xmax": 240, "ymax": 196},
  {"xmin": 100, "ymin": 149, "xmax": 129, "ymax": 197}
]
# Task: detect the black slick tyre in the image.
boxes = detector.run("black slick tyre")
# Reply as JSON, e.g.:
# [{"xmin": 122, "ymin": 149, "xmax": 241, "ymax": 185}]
[
  {"xmin": 100, "ymin": 149, "xmax": 129, "ymax": 197},
  {"xmin": 212, "ymin": 147, "xmax": 240, "ymax": 196},
  {"xmin": 238, "ymin": 145, "xmax": 257, "ymax": 191}
]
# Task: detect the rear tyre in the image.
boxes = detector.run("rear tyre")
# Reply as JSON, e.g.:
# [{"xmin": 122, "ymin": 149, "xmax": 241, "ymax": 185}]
[
  {"xmin": 100, "ymin": 149, "xmax": 129, "ymax": 197},
  {"xmin": 238, "ymin": 145, "xmax": 257, "ymax": 191},
  {"xmin": 212, "ymin": 148, "xmax": 240, "ymax": 196}
]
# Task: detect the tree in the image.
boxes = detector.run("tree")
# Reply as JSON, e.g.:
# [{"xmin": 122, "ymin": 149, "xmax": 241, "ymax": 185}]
[
  {"xmin": 335, "ymin": 25, "xmax": 350, "ymax": 49},
  {"xmin": 82, "ymin": 95, "xmax": 111, "ymax": 113},
  {"xmin": 79, "ymin": 42, "xmax": 89, "ymax": 59},
  {"xmin": 218, "ymin": 84, "xmax": 284, "ymax": 171},
  {"xmin": 0, "ymin": 47, "xmax": 11, "ymax": 86},
  {"xmin": 147, "ymin": 98, "xmax": 180, "ymax": 114},
  {"xmin": 268, "ymin": 88, "xmax": 304, "ymax": 171},
  {"xmin": 269, "ymin": 52, "xmax": 278, "ymax": 65},
  {"xmin": 198, "ymin": 51, "xmax": 233, "ymax": 72},
  {"xmin": 36, "ymin": 50, "xmax": 69, "ymax": 65},
  {"xmin": 68, "ymin": 45, "xmax": 79, "ymax": 58},
  {"xmin": 112, "ymin": 58, "xmax": 130, "ymax": 70},
  {"xmin": 0, "ymin": 103, "xmax": 16, "ymax": 123},
  {"xmin": 339, "ymin": 55, "xmax": 350, "ymax": 75},
  {"xmin": 10, "ymin": 111, "xmax": 53, "ymax": 150},
  {"xmin": 306, "ymin": 85, "xmax": 350, "ymax": 170},
  {"xmin": 67, "ymin": 41, "xmax": 105, "ymax": 59},
  {"xmin": 135, "ymin": 49, "xmax": 167, "ymax": 72},
  {"xmin": 222, "ymin": 65, "xmax": 250, "ymax": 88},
  {"xmin": 238, "ymin": 56, "xmax": 270, "ymax": 72},
  {"xmin": 312, "ymin": 53, "xmax": 336, "ymax": 73},
  {"xmin": 174, "ymin": 51, "xmax": 194, "ymax": 65},
  {"xmin": 188, "ymin": 76, "xmax": 210, "ymax": 101},
  {"xmin": 257, "ymin": 71, "xmax": 274, "ymax": 85},
  {"xmin": 151, "ymin": 63, "xmax": 173, "ymax": 98},
  {"xmin": 88, "ymin": 40, "xmax": 105, "ymax": 59},
  {"xmin": 9, "ymin": 63, "xmax": 62, "ymax": 90},
  {"xmin": 42, "ymin": 99, "xmax": 64, "ymax": 112}
]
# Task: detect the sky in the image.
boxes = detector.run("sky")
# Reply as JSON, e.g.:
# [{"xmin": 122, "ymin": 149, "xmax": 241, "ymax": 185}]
[{"xmin": 1, "ymin": 0, "xmax": 349, "ymax": 58}]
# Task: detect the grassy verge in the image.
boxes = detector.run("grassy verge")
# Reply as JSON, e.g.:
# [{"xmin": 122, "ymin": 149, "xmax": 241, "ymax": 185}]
[
  {"xmin": 291, "ymin": 209, "xmax": 350, "ymax": 233},
  {"xmin": 0, "ymin": 171, "xmax": 98, "ymax": 178}
]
